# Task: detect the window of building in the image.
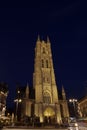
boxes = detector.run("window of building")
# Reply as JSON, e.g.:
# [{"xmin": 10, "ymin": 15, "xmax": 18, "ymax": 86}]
[
  {"xmin": 43, "ymin": 92, "xmax": 51, "ymax": 104},
  {"xmin": 47, "ymin": 77, "xmax": 50, "ymax": 83},
  {"xmin": 43, "ymin": 47, "xmax": 45, "ymax": 53}
]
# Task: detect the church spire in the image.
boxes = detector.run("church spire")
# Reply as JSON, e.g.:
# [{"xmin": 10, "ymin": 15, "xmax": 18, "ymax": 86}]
[
  {"xmin": 47, "ymin": 36, "xmax": 50, "ymax": 43},
  {"xmin": 62, "ymin": 85, "xmax": 66, "ymax": 100},
  {"xmin": 37, "ymin": 35, "xmax": 40, "ymax": 42},
  {"xmin": 25, "ymin": 83, "xmax": 29, "ymax": 99}
]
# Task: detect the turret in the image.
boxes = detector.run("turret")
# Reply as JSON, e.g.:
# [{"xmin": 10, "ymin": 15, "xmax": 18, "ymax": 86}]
[
  {"xmin": 62, "ymin": 85, "xmax": 66, "ymax": 100},
  {"xmin": 25, "ymin": 83, "xmax": 29, "ymax": 99},
  {"xmin": 47, "ymin": 36, "xmax": 50, "ymax": 43},
  {"xmin": 37, "ymin": 35, "xmax": 40, "ymax": 42}
]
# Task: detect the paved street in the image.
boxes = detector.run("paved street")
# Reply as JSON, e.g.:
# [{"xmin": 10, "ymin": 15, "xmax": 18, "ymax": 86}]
[
  {"xmin": 1, "ymin": 122, "xmax": 87, "ymax": 130},
  {"xmin": 68, "ymin": 126, "xmax": 87, "ymax": 130},
  {"xmin": 1, "ymin": 126, "xmax": 87, "ymax": 130},
  {"xmin": 2, "ymin": 128, "xmax": 68, "ymax": 130}
]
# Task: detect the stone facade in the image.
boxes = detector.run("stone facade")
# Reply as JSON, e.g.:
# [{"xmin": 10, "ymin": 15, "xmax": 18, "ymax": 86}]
[
  {"xmin": 21, "ymin": 36, "xmax": 69, "ymax": 124},
  {"xmin": 78, "ymin": 96, "xmax": 87, "ymax": 117},
  {"xmin": 0, "ymin": 82, "xmax": 8, "ymax": 119}
]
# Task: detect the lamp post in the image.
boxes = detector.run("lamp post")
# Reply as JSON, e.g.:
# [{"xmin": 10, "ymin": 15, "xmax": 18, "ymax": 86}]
[
  {"xmin": 69, "ymin": 99, "xmax": 77, "ymax": 117},
  {"xmin": 14, "ymin": 98, "xmax": 22, "ymax": 121}
]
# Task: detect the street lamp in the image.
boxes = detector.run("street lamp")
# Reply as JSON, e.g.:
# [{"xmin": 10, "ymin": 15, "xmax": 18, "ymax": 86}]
[
  {"xmin": 69, "ymin": 98, "xmax": 77, "ymax": 117},
  {"xmin": 69, "ymin": 99, "xmax": 77, "ymax": 109},
  {"xmin": 14, "ymin": 98, "xmax": 22, "ymax": 121}
]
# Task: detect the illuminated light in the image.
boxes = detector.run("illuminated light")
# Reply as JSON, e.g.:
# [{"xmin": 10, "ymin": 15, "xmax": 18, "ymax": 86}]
[
  {"xmin": 40, "ymin": 116, "xmax": 43, "ymax": 122},
  {"xmin": 69, "ymin": 98, "xmax": 78, "ymax": 102},
  {"xmin": 2, "ymin": 107, "xmax": 6, "ymax": 110},
  {"xmin": 0, "ymin": 91, "xmax": 4, "ymax": 94},
  {"xmin": 17, "ymin": 90, "xmax": 20, "ymax": 93},
  {"xmin": 44, "ymin": 107, "xmax": 55, "ymax": 117},
  {"xmin": 19, "ymin": 99, "xmax": 22, "ymax": 102},
  {"xmin": 75, "ymin": 123, "xmax": 78, "ymax": 127},
  {"xmin": 69, "ymin": 99, "xmax": 72, "ymax": 102},
  {"xmin": 7, "ymin": 113, "xmax": 10, "ymax": 116},
  {"xmin": 14, "ymin": 99, "xmax": 18, "ymax": 102},
  {"xmin": 70, "ymin": 128, "xmax": 73, "ymax": 130},
  {"xmin": 14, "ymin": 98, "xmax": 22, "ymax": 102}
]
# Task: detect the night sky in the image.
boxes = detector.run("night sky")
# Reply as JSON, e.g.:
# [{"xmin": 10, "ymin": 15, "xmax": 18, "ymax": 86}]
[{"xmin": 0, "ymin": 0, "xmax": 86, "ymax": 108}]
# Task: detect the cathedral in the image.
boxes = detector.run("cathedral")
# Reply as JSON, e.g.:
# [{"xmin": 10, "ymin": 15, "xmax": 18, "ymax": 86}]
[{"xmin": 17, "ymin": 36, "xmax": 69, "ymax": 124}]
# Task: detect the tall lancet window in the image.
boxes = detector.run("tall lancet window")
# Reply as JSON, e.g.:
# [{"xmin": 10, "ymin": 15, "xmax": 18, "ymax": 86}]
[
  {"xmin": 43, "ymin": 92, "xmax": 51, "ymax": 104},
  {"xmin": 46, "ymin": 60, "xmax": 48, "ymax": 68},
  {"xmin": 43, "ymin": 47, "xmax": 45, "ymax": 53},
  {"xmin": 42, "ymin": 59, "xmax": 44, "ymax": 68}
]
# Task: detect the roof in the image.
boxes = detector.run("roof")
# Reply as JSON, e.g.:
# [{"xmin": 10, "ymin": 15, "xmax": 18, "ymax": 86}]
[{"xmin": 78, "ymin": 95, "xmax": 87, "ymax": 103}]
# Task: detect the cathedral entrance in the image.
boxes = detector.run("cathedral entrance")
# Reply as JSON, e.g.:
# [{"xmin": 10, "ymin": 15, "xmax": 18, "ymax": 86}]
[{"xmin": 43, "ymin": 107, "xmax": 56, "ymax": 124}]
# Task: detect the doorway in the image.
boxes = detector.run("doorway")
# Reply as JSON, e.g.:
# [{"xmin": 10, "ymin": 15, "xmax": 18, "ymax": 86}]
[{"xmin": 44, "ymin": 107, "xmax": 56, "ymax": 124}]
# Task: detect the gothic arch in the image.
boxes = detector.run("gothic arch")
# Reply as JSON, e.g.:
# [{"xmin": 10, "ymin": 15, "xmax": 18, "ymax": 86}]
[{"xmin": 44, "ymin": 107, "xmax": 55, "ymax": 117}]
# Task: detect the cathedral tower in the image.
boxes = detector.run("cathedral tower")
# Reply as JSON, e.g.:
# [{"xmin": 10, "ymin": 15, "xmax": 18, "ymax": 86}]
[
  {"xmin": 16, "ymin": 36, "xmax": 69, "ymax": 124},
  {"xmin": 33, "ymin": 36, "xmax": 58, "ymax": 103},
  {"xmin": 33, "ymin": 36, "xmax": 66, "ymax": 123}
]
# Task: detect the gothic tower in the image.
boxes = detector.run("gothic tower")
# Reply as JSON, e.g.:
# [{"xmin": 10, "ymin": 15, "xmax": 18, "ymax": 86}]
[
  {"xmin": 16, "ymin": 36, "xmax": 69, "ymax": 124},
  {"xmin": 33, "ymin": 36, "xmax": 65, "ymax": 123}
]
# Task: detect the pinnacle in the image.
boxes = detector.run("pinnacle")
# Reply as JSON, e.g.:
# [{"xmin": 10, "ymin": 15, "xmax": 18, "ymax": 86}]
[
  {"xmin": 37, "ymin": 35, "xmax": 40, "ymax": 41},
  {"xmin": 47, "ymin": 36, "xmax": 50, "ymax": 43}
]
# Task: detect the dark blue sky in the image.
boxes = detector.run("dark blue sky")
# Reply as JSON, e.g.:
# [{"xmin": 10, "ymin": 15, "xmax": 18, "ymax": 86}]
[{"xmin": 0, "ymin": 0, "xmax": 86, "ymax": 108}]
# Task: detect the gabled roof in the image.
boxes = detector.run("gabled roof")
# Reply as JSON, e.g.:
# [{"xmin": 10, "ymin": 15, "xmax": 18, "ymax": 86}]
[{"xmin": 78, "ymin": 95, "xmax": 87, "ymax": 103}]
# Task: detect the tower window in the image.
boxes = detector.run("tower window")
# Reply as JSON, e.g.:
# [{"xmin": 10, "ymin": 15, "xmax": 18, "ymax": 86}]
[
  {"xmin": 43, "ymin": 47, "xmax": 45, "ymax": 53},
  {"xmin": 43, "ymin": 92, "xmax": 51, "ymax": 104},
  {"xmin": 47, "ymin": 77, "xmax": 50, "ymax": 83}
]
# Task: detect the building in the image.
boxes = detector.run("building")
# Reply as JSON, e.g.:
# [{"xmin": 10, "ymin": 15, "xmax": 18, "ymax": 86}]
[
  {"xmin": 0, "ymin": 82, "xmax": 8, "ymax": 119},
  {"xmin": 78, "ymin": 96, "xmax": 87, "ymax": 118},
  {"xmin": 16, "ymin": 36, "xmax": 69, "ymax": 124}
]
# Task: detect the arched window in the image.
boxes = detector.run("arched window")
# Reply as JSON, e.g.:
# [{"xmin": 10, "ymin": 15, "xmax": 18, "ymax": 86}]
[
  {"xmin": 43, "ymin": 47, "xmax": 45, "ymax": 53},
  {"xmin": 43, "ymin": 92, "xmax": 51, "ymax": 103},
  {"xmin": 47, "ymin": 77, "xmax": 50, "ymax": 83}
]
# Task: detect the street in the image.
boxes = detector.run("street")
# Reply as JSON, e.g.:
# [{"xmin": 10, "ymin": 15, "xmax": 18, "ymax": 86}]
[
  {"xmin": 1, "ymin": 126, "xmax": 87, "ymax": 130},
  {"xmin": 2, "ymin": 128, "xmax": 68, "ymax": 130}
]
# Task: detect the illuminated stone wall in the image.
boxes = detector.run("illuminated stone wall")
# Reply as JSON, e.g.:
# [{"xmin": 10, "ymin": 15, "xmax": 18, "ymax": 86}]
[
  {"xmin": 21, "ymin": 37, "xmax": 69, "ymax": 124},
  {"xmin": 0, "ymin": 90, "xmax": 8, "ymax": 117},
  {"xmin": 78, "ymin": 96, "xmax": 87, "ymax": 117},
  {"xmin": 33, "ymin": 36, "xmax": 69, "ymax": 124}
]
